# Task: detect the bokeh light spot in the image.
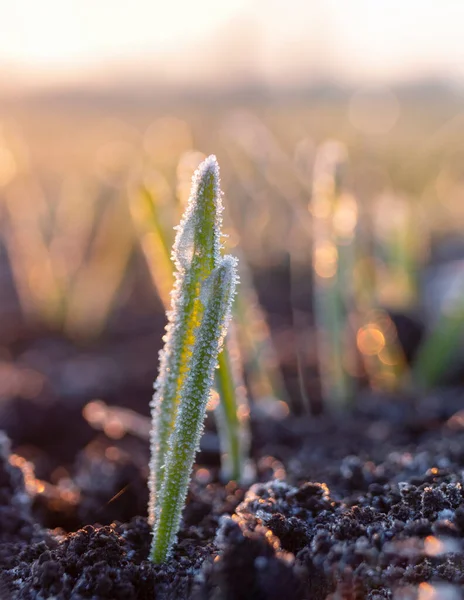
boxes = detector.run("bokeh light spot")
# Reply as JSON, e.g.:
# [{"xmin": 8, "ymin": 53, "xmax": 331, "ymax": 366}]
[{"xmin": 357, "ymin": 324, "xmax": 386, "ymax": 356}]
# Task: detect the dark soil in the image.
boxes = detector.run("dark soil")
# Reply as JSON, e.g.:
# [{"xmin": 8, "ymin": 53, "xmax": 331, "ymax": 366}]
[{"xmin": 2, "ymin": 379, "xmax": 464, "ymax": 599}]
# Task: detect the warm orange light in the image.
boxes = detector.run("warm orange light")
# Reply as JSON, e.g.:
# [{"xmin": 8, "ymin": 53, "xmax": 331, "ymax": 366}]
[
  {"xmin": 333, "ymin": 193, "xmax": 358, "ymax": 238},
  {"xmin": 237, "ymin": 404, "xmax": 250, "ymax": 421},
  {"xmin": 196, "ymin": 468, "xmax": 212, "ymax": 484},
  {"xmin": 378, "ymin": 347, "xmax": 398, "ymax": 366},
  {"xmin": 418, "ymin": 582, "xmax": 437, "ymax": 600},
  {"xmin": 448, "ymin": 410, "xmax": 464, "ymax": 429},
  {"xmin": 83, "ymin": 400, "xmax": 106, "ymax": 425},
  {"xmin": 35, "ymin": 481, "xmax": 45, "ymax": 494},
  {"xmin": 206, "ymin": 389, "xmax": 220, "ymax": 411},
  {"xmin": 357, "ymin": 324, "xmax": 385, "ymax": 356},
  {"xmin": 9, "ymin": 454, "xmax": 40, "ymax": 496},
  {"xmin": 275, "ymin": 400, "xmax": 290, "ymax": 419},
  {"xmin": 314, "ymin": 241, "xmax": 338, "ymax": 279},
  {"xmin": 424, "ymin": 535, "xmax": 445, "ymax": 556},
  {"xmin": 103, "ymin": 416, "xmax": 125, "ymax": 440}
]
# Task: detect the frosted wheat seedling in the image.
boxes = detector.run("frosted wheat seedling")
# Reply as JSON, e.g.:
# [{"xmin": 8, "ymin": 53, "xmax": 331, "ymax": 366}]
[
  {"xmin": 151, "ymin": 256, "xmax": 237, "ymax": 563},
  {"xmin": 149, "ymin": 156, "xmax": 222, "ymax": 516},
  {"xmin": 148, "ymin": 156, "xmax": 239, "ymax": 563}
]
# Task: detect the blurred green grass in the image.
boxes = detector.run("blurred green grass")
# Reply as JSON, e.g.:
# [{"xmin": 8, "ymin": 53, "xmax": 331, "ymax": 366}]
[{"xmin": 1, "ymin": 83, "xmax": 464, "ymax": 403}]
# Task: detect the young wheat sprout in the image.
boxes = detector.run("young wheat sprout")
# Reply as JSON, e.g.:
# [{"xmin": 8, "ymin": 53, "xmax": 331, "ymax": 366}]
[
  {"xmin": 149, "ymin": 156, "xmax": 238, "ymax": 563},
  {"xmin": 151, "ymin": 257, "xmax": 237, "ymax": 563},
  {"xmin": 149, "ymin": 157, "xmax": 222, "ymax": 518}
]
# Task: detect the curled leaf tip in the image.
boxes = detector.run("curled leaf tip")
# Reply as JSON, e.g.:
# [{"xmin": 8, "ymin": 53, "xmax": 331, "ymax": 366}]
[
  {"xmin": 173, "ymin": 154, "xmax": 223, "ymax": 272},
  {"xmin": 192, "ymin": 154, "xmax": 221, "ymax": 199},
  {"xmin": 218, "ymin": 255, "xmax": 239, "ymax": 291},
  {"xmin": 200, "ymin": 255, "xmax": 239, "ymax": 325}
]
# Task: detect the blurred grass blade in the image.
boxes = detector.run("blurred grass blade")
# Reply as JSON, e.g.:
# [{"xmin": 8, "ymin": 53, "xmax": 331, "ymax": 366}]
[
  {"xmin": 233, "ymin": 249, "xmax": 288, "ymax": 404},
  {"xmin": 49, "ymin": 177, "xmax": 99, "ymax": 290},
  {"xmin": 311, "ymin": 141, "xmax": 354, "ymax": 409},
  {"xmin": 4, "ymin": 177, "xmax": 64, "ymax": 328},
  {"xmin": 64, "ymin": 195, "xmax": 134, "ymax": 339},
  {"xmin": 372, "ymin": 192, "xmax": 419, "ymax": 309},
  {"xmin": 129, "ymin": 181, "xmax": 174, "ymax": 308},
  {"xmin": 354, "ymin": 309, "xmax": 408, "ymax": 391},
  {"xmin": 215, "ymin": 324, "xmax": 252, "ymax": 482},
  {"xmin": 412, "ymin": 304, "xmax": 464, "ymax": 389}
]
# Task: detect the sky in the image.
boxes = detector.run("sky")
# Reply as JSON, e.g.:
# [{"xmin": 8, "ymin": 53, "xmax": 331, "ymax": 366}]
[{"xmin": 2, "ymin": 0, "xmax": 464, "ymax": 89}]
